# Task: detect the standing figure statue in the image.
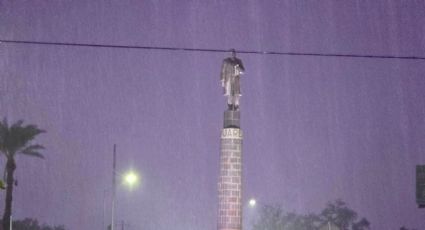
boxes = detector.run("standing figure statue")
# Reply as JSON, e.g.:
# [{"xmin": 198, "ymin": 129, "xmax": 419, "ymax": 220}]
[{"xmin": 220, "ymin": 50, "xmax": 245, "ymax": 110}]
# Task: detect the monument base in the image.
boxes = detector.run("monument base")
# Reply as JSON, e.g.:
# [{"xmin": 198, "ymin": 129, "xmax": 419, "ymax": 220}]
[
  {"xmin": 223, "ymin": 110, "xmax": 240, "ymax": 129},
  {"xmin": 218, "ymin": 128, "xmax": 243, "ymax": 230}
]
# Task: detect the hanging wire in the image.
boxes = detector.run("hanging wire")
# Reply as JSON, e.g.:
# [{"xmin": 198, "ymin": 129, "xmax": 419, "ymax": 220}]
[{"xmin": 1, "ymin": 39, "xmax": 425, "ymax": 60}]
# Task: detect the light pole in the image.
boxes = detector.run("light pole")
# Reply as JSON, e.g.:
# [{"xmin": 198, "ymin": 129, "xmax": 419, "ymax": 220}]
[
  {"xmin": 245, "ymin": 197, "xmax": 258, "ymax": 230},
  {"xmin": 110, "ymin": 144, "xmax": 140, "ymax": 230}
]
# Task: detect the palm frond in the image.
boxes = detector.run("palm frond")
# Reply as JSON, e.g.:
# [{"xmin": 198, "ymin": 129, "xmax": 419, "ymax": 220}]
[
  {"xmin": 21, "ymin": 144, "xmax": 45, "ymax": 153},
  {"xmin": 10, "ymin": 120, "xmax": 24, "ymax": 130},
  {"xmin": 0, "ymin": 119, "xmax": 45, "ymax": 158},
  {"xmin": 6, "ymin": 121, "xmax": 45, "ymax": 154},
  {"xmin": 20, "ymin": 150, "xmax": 45, "ymax": 159},
  {"xmin": 20, "ymin": 144, "xmax": 45, "ymax": 159}
]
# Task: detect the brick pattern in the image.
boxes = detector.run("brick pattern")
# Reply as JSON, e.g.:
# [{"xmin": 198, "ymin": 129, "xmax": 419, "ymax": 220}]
[{"xmin": 218, "ymin": 129, "xmax": 243, "ymax": 230}]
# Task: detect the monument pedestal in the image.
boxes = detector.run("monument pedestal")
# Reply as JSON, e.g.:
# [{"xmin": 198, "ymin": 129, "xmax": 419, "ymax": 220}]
[
  {"xmin": 223, "ymin": 110, "xmax": 240, "ymax": 128},
  {"xmin": 218, "ymin": 125, "xmax": 243, "ymax": 230}
]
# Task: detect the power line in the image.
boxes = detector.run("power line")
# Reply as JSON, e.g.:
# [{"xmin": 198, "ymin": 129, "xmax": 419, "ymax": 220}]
[{"xmin": 1, "ymin": 39, "xmax": 425, "ymax": 61}]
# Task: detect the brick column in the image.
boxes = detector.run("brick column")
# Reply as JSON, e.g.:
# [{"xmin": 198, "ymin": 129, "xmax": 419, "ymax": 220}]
[{"xmin": 218, "ymin": 128, "xmax": 243, "ymax": 230}]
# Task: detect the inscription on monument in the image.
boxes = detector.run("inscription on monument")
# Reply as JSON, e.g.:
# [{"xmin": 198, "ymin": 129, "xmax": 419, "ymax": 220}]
[{"xmin": 221, "ymin": 128, "xmax": 243, "ymax": 139}]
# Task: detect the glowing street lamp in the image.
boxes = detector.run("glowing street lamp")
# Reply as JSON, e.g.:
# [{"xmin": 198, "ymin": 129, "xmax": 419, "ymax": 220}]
[
  {"xmin": 110, "ymin": 145, "xmax": 141, "ymax": 230},
  {"xmin": 105, "ymin": 169, "xmax": 140, "ymax": 230},
  {"xmin": 245, "ymin": 198, "xmax": 258, "ymax": 230},
  {"xmin": 122, "ymin": 170, "xmax": 139, "ymax": 188},
  {"xmin": 249, "ymin": 198, "xmax": 256, "ymax": 207}
]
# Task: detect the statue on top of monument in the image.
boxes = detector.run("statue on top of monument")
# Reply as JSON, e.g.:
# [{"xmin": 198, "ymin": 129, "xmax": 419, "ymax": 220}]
[{"xmin": 220, "ymin": 50, "xmax": 245, "ymax": 111}]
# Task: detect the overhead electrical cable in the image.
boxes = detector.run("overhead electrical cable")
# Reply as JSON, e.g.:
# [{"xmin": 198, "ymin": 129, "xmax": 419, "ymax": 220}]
[{"xmin": 1, "ymin": 39, "xmax": 424, "ymax": 60}]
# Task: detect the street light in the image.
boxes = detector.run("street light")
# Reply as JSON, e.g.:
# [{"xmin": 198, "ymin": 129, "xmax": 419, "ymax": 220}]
[
  {"xmin": 249, "ymin": 198, "xmax": 256, "ymax": 207},
  {"xmin": 122, "ymin": 170, "xmax": 139, "ymax": 189},
  {"xmin": 111, "ymin": 145, "xmax": 140, "ymax": 230},
  {"xmin": 103, "ymin": 169, "xmax": 140, "ymax": 230},
  {"xmin": 245, "ymin": 198, "xmax": 258, "ymax": 230}
]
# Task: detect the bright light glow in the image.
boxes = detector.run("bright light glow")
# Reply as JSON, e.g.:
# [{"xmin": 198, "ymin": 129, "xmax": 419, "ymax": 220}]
[
  {"xmin": 249, "ymin": 198, "xmax": 256, "ymax": 207},
  {"xmin": 123, "ymin": 170, "xmax": 139, "ymax": 188}
]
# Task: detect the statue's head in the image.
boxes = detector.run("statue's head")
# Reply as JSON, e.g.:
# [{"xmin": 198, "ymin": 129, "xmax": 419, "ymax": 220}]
[{"xmin": 231, "ymin": 49, "xmax": 236, "ymax": 58}]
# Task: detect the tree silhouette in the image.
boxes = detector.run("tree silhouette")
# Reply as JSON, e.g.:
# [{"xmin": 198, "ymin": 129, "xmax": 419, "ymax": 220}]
[
  {"xmin": 320, "ymin": 199, "xmax": 369, "ymax": 230},
  {"xmin": 400, "ymin": 227, "xmax": 417, "ymax": 230},
  {"xmin": 0, "ymin": 218, "xmax": 65, "ymax": 230},
  {"xmin": 0, "ymin": 118, "xmax": 45, "ymax": 230},
  {"xmin": 253, "ymin": 200, "xmax": 369, "ymax": 230}
]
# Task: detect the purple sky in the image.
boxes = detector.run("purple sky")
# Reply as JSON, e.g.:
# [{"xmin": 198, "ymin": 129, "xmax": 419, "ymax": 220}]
[{"xmin": 1, "ymin": 1, "xmax": 425, "ymax": 229}]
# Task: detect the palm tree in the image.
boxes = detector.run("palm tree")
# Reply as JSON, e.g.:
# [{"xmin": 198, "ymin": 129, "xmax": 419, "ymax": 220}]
[{"xmin": 0, "ymin": 118, "xmax": 45, "ymax": 230}]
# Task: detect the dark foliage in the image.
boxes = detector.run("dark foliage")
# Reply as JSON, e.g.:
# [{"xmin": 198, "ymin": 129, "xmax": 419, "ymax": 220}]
[
  {"xmin": 0, "ymin": 218, "xmax": 65, "ymax": 230},
  {"xmin": 0, "ymin": 118, "xmax": 45, "ymax": 230},
  {"xmin": 253, "ymin": 199, "xmax": 370, "ymax": 230},
  {"xmin": 400, "ymin": 227, "xmax": 417, "ymax": 230}
]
